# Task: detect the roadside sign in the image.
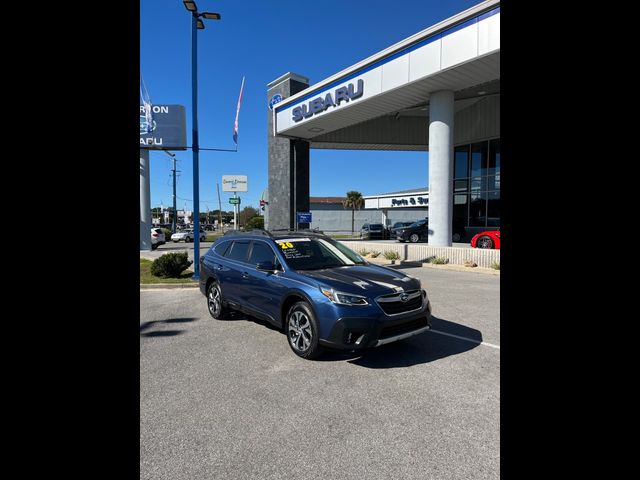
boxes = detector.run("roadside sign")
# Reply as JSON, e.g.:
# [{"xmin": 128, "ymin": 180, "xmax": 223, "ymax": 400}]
[
  {"xmin": 229, "ymin": 197, "xmax": 241, "ymax": 205},
  {"xmin": 297, "ymin": 212, "xmax": 312, "ymax": 223}
]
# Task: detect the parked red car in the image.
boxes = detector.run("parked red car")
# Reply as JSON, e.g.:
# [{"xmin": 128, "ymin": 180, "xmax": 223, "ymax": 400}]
[{"xmin": 471, "ymin": 230, "xmax": 500, "ymax": 249}]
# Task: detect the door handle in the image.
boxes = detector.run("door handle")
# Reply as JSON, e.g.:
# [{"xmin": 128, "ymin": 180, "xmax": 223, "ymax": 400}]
[{"xmin": 242, "ymin": 272, "xmax": 249, "ymax": 279}]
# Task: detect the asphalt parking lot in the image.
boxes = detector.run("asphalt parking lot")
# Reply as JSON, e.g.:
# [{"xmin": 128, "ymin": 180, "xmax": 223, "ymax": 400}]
[{"xmin": 140, "ymin": 266, "xmax": 499, "ymax": 480}]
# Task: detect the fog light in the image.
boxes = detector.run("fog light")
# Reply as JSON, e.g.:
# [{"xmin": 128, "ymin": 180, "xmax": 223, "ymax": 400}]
[{"xmin": 346, "ymin": 330, "xmax": 366, "ymax": 345}]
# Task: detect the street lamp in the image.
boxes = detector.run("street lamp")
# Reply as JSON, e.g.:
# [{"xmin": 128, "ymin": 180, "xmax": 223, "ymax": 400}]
[{"xmin": 182, "ymin": 1, "xmax": 221, "ymax": 279}]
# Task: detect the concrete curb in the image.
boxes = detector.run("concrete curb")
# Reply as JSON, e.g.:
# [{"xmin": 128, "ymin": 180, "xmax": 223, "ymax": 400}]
[
  {"xmin": 420, "ymin": 263, "xmax": 500, "ymax": 275},
  {"xmin": 140, "ymin": 283, "xmax": 199, "ymax": 289}
]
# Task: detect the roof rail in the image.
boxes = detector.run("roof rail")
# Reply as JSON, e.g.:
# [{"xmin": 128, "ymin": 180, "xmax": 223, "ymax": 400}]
[
  {"xmin": 270, "ymin": 228, "xmax": 324, "ymax": 235},
  {"xmin": 223, "ymin": 229, "xmax": 273, "ymax": 237}
]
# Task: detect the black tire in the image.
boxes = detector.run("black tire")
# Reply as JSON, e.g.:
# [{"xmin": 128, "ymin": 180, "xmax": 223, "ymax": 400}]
[
  {"xmin": 409, "ymin": 233, "xmax": 420, "ymax": 243},
  {"xmin": 151, "ymin": 243, "xmax": 158, "ymax": 250},
  {"xmin": 206, "ymin": 282, "xmax": 229, "ymax": 319},
  {"xmin": 476, "ymin": 235, "xmax": 494, "ymax": 249},
  {"xmin": 185, "ymin": 237, "xmax": 191, "ymax": 243},
  {"xmin": 452, "ymin": 233, "xmax": 461, "ymax": 242},
  {"xmin": 285, "ymin": 301, "xmax": 324, "ymax": 360}
]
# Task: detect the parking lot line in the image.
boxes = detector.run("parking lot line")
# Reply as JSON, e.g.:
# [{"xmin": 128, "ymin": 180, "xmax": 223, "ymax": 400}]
[{"xmin": 429, "ymin": 329, "xmax": 500, "ymax": 350}]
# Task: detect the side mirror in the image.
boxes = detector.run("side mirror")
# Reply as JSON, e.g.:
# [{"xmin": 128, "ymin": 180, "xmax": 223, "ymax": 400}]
[{"xmin": 256, "ymin": 261, "xmax": 276, "ymax": 272}]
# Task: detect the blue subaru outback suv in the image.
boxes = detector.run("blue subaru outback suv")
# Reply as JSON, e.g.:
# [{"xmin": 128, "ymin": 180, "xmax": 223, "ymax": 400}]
[{"xmin": 199, "ymin": 230, "xmax": 432, "ymax": 359}]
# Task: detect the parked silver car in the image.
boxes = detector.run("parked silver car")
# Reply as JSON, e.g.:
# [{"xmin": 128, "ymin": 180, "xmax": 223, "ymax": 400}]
[{"xmin": 171, "ymin": 229, "xmax": 206, "ymax": 243}]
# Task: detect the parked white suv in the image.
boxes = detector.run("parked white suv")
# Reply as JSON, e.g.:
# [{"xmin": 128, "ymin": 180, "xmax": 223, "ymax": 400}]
[
  {"xmin": 151, "ymin": 228, "xmax": 166, "ymax": 250},
  {"xmin": 171, "ymin": 229, "xmax": 206, "ymax": 243}
]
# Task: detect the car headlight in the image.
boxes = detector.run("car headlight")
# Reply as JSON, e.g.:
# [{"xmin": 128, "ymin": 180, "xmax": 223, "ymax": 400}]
[{"xmin": 320, "ymin": 288, "xmax": 369, "ymax": 306}]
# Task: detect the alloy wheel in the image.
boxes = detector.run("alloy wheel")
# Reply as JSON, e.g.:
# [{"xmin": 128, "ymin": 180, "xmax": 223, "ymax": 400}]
[
  {"xmin": 288, "ymin": 310, "xmax": 312, "ymax": 352},
  {"xmin": 208, "ymin": 285, "xmax": 221, "ymax": 317}
]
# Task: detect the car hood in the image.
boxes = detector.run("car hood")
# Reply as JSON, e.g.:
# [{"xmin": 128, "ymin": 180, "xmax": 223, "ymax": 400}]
[{"xmin": 297, "ymin": 264, "xmax": 420, "ymax": 296}]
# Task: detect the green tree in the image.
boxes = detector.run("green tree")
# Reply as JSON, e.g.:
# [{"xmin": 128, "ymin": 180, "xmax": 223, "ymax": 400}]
[
  {"xmin": 246, "ymin": 216, "xmax": 264, "ymax": 230},
  {"xmin": 343, "ymin": 191, "xmax": 364, "ymax": 235},
  {"xmin": 239, "ymin": 206, "xmax": 260, "ymax": 228}
]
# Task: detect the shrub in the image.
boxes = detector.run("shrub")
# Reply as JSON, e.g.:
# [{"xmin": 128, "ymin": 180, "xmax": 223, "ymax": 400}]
[
  {"xmin": 431, "ymin": 257, "xmax": 448, "ymax": 264},
  {"xmin": 383, "ymin": 250, "xmax": 400, "ymax": 261},
  {"xmin": 246, "ymin": 216, "xmax": 264, "ymax": 230},
  {"xmin": 369, "ymin": 250, "xmax": 381, "ymax": 258},
  {"xmin": 491, "ymin": 261, "xmax": 500, "ymax": 270},
  {"xmin": 150, "ymin": 252, "xmax": 193, "ymax": 278},
  {"xmin": 161, "ymin": 228, "xmax": 172, "ymax": 240},
  {"xmin": 358, "ymin": 248, "xmax": 370, "ymax": 256}
]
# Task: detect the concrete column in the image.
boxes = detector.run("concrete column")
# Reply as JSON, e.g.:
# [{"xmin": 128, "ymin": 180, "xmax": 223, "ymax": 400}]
[
  {"xmin": 267, "ymin": 72, "xmax": 310, "ymax": 231},
  {"xmin": 140, "ymin": 149, "xmax": 152, "ymax": 251},
  {"xmin": 381, "ymin": 209, "xmax": 388, "ymax": 227},
  {"xmin": 427, "ymin": 90, "xmax": 454, "ymax": 246}
]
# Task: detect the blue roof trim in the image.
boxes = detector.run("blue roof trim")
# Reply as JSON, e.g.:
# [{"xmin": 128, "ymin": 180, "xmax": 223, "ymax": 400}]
[{"xmin": 275, "ymin": 6, "xmax": 500, "ymax": 114}]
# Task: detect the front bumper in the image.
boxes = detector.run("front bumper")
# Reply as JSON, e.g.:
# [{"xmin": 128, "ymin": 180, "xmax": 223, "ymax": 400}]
[{"xmin": 319, "ymin": 298, "xmax": 432, "ymax": 350}]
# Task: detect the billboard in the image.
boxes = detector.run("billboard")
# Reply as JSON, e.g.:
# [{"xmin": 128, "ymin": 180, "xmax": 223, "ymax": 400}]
[
  {"xmin": 140, "ymin": 104, "xmax": 187, "ymax": 150},
  {"xmin": 222, "ymin": 175, "xmax": 248, "ymax": 192}
]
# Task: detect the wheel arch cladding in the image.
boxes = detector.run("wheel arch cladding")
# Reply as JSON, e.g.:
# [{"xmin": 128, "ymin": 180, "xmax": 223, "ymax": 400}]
[{"xmin": 280, "ymin": 292, "xmax": 315, "ymax": 330}]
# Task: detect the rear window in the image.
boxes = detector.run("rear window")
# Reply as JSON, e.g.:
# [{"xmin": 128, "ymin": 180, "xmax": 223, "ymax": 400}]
[
  {"xmin": 213, "ymin": 240, "xmax": 232, "ymax": 256},
  {"xmin": 153, "ymin": 229, "xmax": 162, "ymax": 234},
  {"xmin": 225, "ymin": 241, "xmax": 250, "ymax": 263}
]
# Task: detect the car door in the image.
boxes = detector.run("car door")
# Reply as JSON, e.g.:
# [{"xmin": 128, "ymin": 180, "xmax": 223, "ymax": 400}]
[
  {"xmin": 240, "ymin": 240, "xmax": 288, "ymax": 323},
  {"xmin": 218, "ymin": 240, "xmax": 250, "ymax": 303}
]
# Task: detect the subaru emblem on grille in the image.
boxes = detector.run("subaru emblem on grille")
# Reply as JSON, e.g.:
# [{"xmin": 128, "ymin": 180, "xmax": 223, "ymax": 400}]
[{"xmin": 400, "ymin": 293, "xmax": 409, "ymax": 302}]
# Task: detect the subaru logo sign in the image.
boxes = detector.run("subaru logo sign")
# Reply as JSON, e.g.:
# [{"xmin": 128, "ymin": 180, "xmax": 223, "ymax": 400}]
[
  {"xmin": 269, "ymin": 94, "xmax": 283, "ymax": 111},
  {"xmin": 400, "ymin": 293, "xmax": 409, "ymax": 302}
]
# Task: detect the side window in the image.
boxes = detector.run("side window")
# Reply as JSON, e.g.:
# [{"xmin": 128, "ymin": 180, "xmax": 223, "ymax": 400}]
[
  {"xmin": 225, "ymin": 241, "xmax": 250, "ymax": 263},
  {"xmin": 213, "ymin": 241, "xmax": 231, "ymax": 256},
  {"xmin": 248, "ymin": 242, "xmax": 276, "ymax": 266}
]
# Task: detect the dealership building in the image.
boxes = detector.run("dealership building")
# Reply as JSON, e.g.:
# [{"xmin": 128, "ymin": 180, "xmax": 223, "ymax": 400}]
[{"xmin": 266, "ymin": 0, "xmax": 500, "ymax": 246}]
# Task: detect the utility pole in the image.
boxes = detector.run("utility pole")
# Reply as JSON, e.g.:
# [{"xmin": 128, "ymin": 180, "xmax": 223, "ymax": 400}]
[
  {"xmin": 165, "ymin": 151, "xmax": 179, "ymax": 233},
  {"xmin": 217, "ymin": 183, "xmax": 223, "ymax": 232}
]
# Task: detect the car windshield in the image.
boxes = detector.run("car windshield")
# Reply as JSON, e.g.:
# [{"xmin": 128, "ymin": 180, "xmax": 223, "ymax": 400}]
[
  {"xmin": 408, "ymin": 220, "xmax": 427, "ymax": 228},
  {"xmin": 369, "ymin": 224, "xmax": 383, "ymax": 230},
  {"xmin": 275, "ymin": 237, "xmax": 366, "ymax": 271}
]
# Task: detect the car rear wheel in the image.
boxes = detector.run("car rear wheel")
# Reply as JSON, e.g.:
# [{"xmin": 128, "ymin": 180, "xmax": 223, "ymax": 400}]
[
  {"xmin": 477, "ymin": 236, "xmax": 494, "ymax": 249},
  {"xmin": 185, "ymin": 237, "xmax": 191, "ymax": 243},
  {"xmin": 452, "ymin": 233, "xmax": 461, "ymax": 242},
  {"xmin": 286, "ymin": 302, "xmax": 323, "ymax": 360},
  {"xmin": 409, "ymin": 233, "xmax": 419, "ymax": 243},
  {"xmin": 207, "ymin": 282, "xmax": 229, "ymax": 319}
]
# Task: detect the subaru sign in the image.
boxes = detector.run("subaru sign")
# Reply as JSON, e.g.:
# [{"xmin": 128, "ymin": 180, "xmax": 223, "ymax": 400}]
[
  {"xmin": 268, "ymin": 94, "xmax": 283, "ymax": 111},
  {"xmin": 291, "ymin": 79, "xmax": 364, "ymax": 122},
  {"xmin": 140, "ymin": 104, "xmax": 187, "ymax": 150}
]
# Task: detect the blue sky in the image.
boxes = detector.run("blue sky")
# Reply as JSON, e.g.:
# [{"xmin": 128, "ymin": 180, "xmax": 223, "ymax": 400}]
[{"xmin": 141, "ymin": 0, "xmax": 480, "ymax": 212}]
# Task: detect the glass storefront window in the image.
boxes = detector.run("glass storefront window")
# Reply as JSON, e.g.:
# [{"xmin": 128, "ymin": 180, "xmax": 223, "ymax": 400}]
[
  {"xmin": 470, "ymin": 176, "xmax": 487, "ymax": 192},
  {"xmin": 452, "ymin": 138, "xmax": 499, "ymax": 228},
  {"xmin": 454, "ymin": 180, "xmax": 468, "ymax": 192},
  {"xmin": 487, "ymin": 191, "xmax": 500, "ymax": 226},
  {"xmin": 453, "ymin": 194, "xmax": 469, "ymax": 226},
  {"xmin": 469, "ymin": 192, "xmax": 486, "ymax": 226},
  {"xmin": 488, "ymin": 138, "xmax": 500, "ymax": 175},
  {"xmin": 486, "ymin": 175, "xmax": 500, "ymax": 191},
  {"xmin": 471, "ymin": 142, "xmax": 487, "ymax": 177},
  {"xmin": 454, "ymin": 146, "xmax": 469, "ymax": 179}
]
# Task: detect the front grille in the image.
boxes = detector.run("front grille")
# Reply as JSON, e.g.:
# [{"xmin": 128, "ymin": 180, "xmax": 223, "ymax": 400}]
[
  {"xmin": 376, "ymin": 290, "xmax": 423, "ymax": 316},
  {"xmin": 379, "ymin": 316, "xmax": 429, "ymax": 339}
]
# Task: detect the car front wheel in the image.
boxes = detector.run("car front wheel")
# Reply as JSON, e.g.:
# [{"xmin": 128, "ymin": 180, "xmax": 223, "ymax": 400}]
[
  {"xmin": 286, "ymin": 302, "xmax": 323, "ymax": 360},
  {"xmin": 452, "ymin": 233, "xmax": 461, "ymax": 242},
  {"xmin": 207, "ymin": 282, "xmax": 229, "ymax": 319},
  {"xmin": 409, "ymin": 233, "xmax": 419, "ymax": 243},
  {"xmin": 476, "ymin": 236, "xmax": 494, "ymax": 249}
]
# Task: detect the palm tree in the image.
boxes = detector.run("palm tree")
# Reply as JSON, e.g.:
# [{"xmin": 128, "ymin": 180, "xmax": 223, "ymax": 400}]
[{"xmin": 343, "ymin": 191, "xmax": 364, "ymax": 236}]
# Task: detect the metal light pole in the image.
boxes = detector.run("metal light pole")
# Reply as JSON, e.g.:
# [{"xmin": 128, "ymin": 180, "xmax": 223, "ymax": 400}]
[{"xmin": 182, "ymin": 1, "xmax": 221, "ymax": 279}]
